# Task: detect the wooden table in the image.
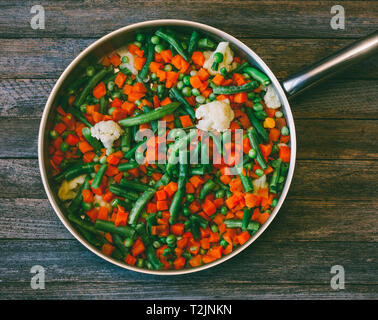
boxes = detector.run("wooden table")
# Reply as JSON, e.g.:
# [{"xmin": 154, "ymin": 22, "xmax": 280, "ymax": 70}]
[{"xmin": 0, "ymin": 1, "xmax": 377, "ymax": 299}]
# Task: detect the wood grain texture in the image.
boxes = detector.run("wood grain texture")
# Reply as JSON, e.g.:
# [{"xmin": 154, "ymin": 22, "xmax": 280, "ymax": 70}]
[
  {"xmin": 1, "ymin": 38, "xmax": 377, "ymax": 79},
  {"xmin": 1, "ymin": 159, "xmax": 378, "ymax": 201},
  {"xmin": 0, "ymin": 1, "xmax": 377, "ymax": 39},
  {"xmin": 1, "ymin": 198, "xmax": 376, "ymax": 242}
]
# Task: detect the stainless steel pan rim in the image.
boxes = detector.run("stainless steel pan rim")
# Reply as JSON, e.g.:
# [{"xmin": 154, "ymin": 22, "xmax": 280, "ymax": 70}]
[{"xmin": 38, "ymin": 19, "xmax": 296, "ymax": 275}]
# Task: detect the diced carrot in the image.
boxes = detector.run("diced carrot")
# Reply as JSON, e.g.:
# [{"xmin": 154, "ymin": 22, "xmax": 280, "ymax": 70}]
[
  {"xmin": 269, "ymin": 128, "xmax": 281, "ymax": 142},
  {"xmin": 258, "ymin": 212, "xmax": 270, "ymax": 225},
  {"xmin": 234, "ymin": 92, "xmax": 248, "ymax": 104},
  {"xmin": 54, "ymin": 122, "xmax": 66, "ymax": 135},
  {"xmin": 191, "ymin": 51, "xmax": 205, "ymax": 66},
  {"xmin": 102, "ymin": 191, "xmax": 114, "ymax": 203},
  {"xmin": 173, "ymin": 256, "xmax": 186, "ymax": 270},
  {"xmin": 216, "ymin": 94, "xmax": 229, "ymax": 101},
  {"xmin": 107, "ymin": 154, "xmax": 120, "ymax": 165},
  {"xmin": 65, "ymin": 133, "xmax": 79, "ymax": 146},
  {"xmin": 155, "ymin": 189, "xmax": 167, "ymax": 201},
  {"xmin": 125, "ymin": 253, "xmax": 137, "ymax": 266},
  {"xmin": 86, "ymin": 208, "xmax": 98, "ymax": 223},
  {"xmin": 189, "ymin": 176, "xmax": 204, "ymax": 188},
  {"xmin": 82, "ymin": 189, "xmax": 94, "ymax": 203},
  {"xmin": 92, "ymin": 111, "xmax": 104, "ymax": 123},
  {"xmin": 189, "ymin": 75, "xmax": 203, "ymax": 88},
  {"xmin": 189, "ymin": 200, "xmax": 201, "ymax": 213},
  {"xmin": 97, "ymin": 206, "xmax": 109, "ymax": 221},
  {"xmin": 151, "ymin": 172, "xmax": 163, "ymax": 181},
  {"xmin": 160, "ymin": 49, "xmax": 173, "ymax": 63},
  {"xmin": 93, "ymin": 82, "xmax": 106, "ymax": 99},
  {"xmin": 114, "ymin": 72, "xmax": 127, "ymax": 88},
  {"xmin": 156, "ymin": 200, "xmax": 169, "ymax": 211},
  {"xmin": 197, "ymin": 68, "xmax": 209, "ymax": 81},
  {"xmin": 160, "ymin": 97, "xmax": 172, "ymax": 106},
  {"xmin": 189, "ymin": 255, "xmax": 202, "ymax": 267},
  {"xmin": 101, "ymin": 243, "xmax": 115, "ymax": 256},
  {"xmin": 179, "ymin": 115, "xmax": 193, "ymax": 128},
  {"xmin": 82, "ymin": 151, "xmax": 95, "ymax": 163},
  {"xmin": 202, "ymin": 199, "xmax": 217, "ymax": 216},
  {"xmin": 147, "ymin": 202, "xmax": 157, "ymax": 214},
  {"xmin": 134, "ymin": 56, "xmax": 146, "ymax": 71},
  {"xmin": 109, "ymin": 53, "xmax": 122, "ymax": 67},
  {"xmin": 176, "ymin": 237, "xmax": 188, "ymax": 249},
  {"xmin": 156, "ymin": 69, "xmax": 167, "ymax": 82},
  {"xmin": 170, "ymin": 223, "xmax": 185, "ymax": 236},
  {"xmin": 236, "ymin": 231, "xmax": 250, "ymax": 245},
  {"xmin": 165, "ymin": 71, "xmax": 179, "ymax": 88},
  {"xmin": 208, "ymin": 245, "xmax": 223, "ymax": 259},
  {"xmin": 244, "ymin": 193, "xmax": 262, "ymax": 208},
  {"xmin": 78, "ymin": 141, "xmax": 93, "ymax": 154},
  {"xmin": 260, "ymin": 144, "xmax": 272, "ymax": 158},
  {"xmin": 279, "ymin": 146, "xmax": 291, "ymax": 163},
  {"xmin": 185, "ymin": 182, "xmax": 195, "ymax": 194},
  {"xmin": 202, "ymin": 255, "xmax": 217, "ymax": 264},
  {"xmin": 164, "ymin": 181, "xmax": 178, "ymax": 197},
  {"xmin": 105, "ymin": 165, "xmax": 119, "ymax": 177},
  {"xmin": 200, "ymin": 238, "xmax": 210, "ymax": 250},
  {"xmin": 212, "ymin": 74, "xmax": 225, "ymax": 86}
]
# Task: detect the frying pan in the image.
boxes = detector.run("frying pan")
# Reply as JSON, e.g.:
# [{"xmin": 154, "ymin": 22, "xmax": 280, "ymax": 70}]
[{"xmin": 38, "ymin": 20, "xmax": 378, "ymax": 275}]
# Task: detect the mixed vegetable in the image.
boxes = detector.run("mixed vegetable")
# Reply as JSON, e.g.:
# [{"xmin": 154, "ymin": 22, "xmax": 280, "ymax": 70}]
[{"xmin": 48, "ymin": 28, "xmax": 291, "ymax": 271}]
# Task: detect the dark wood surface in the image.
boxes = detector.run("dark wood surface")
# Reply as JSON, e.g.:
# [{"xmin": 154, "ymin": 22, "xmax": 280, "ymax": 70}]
[{"xmin": 0, "ymin": 1, "xmax": 377, "ymax": 300}]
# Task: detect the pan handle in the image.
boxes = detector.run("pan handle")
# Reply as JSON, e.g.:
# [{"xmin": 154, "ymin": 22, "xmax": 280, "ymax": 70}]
[{"xmin": 281, "ymin": 31, "xmax": 378, "ymax": 98}]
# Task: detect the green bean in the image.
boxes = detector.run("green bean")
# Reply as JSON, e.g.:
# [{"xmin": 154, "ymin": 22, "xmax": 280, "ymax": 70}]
[
  {"xmin": 135, "ymin": 223, "xmax": 151, "ymax": 245},
  {"xmin": 141, "ymin": 106, "xmax": 158, "ymax": 132},
  {"xmin": 169, "ymin": 163, "xmax": 187, "ymax": 224},
  {"xmin": 67, "ymin": 175, "xmax": 91, "ymax": 214},
  {"xmin": 189, "ymin": 216, "xmax": 201, "ymax": 239},
  {"xmin": 121, "ymin": 127, "xmax": 131, "ymax": 153},
  {"xmin": 67, "ymin": 213, "xmax": 101, "ymax": 235},
  {"xmin": 242, "ymin": 207, "xmax": 253, "ymax": 231},
  {"xmin": 73, "ymin": 68, "xmax": 110, "ymax": 108},
  {"xmin": 170, "ymin": 87, "xmax": 195, "ymax": 120},
  {"xmin": 242, "ymin": 67, "xmax": 271, "ymax": 86},
  {"xmin": 117, "ymin": 161, "xmax": 138, "ymax": 172},
  {"xmin": 119, "ymin": 102, "xmax": 180, "ymax": 127},
  {"xmin": 64, "ymin": 163, "xmax": 95, "ymax": 181},
  {"xmin": 224, "ymin": 219, "xmax": 260, "ymax": 233},
  {"xmin": 166, "ymin": 130, "xmax": 197, "ymax": 176},
  {"xmin": 124, "ymin": 139, "xmax": 146, "ymax": 160},
  {"xmin": 94, "ymin": 220, "xmax": 136, "ymax": 238},
  {"xmin": 212, "ymin": 81, "xmax": 258, "ymax": 95},
  {"xmin": 119, "ymin": 179, "xmax": 154, "ymax": 193},
  {"xmin": 188, "ymin": 30, "xmax": 200, "ymax": 56},
  {"xmin": 82, "ymin": 127, "xmax": 103, "ymax": 151},
  {"xmin": 199, "ymin": 179, "xmax": 216, "ymax": 200},
  {"xmin": 247, "ymin": 127, "xmax": 267, "ymax": 170},
  {"xmin": 155, "ymin": 30, "xmax": 189, "ymax": 61},
  {"xmin": 229, "ymin": 62, "xmax": 250, "ymax": 75},
  {"xmin": 91, "ymin": 164, "xmax": 107, "ymax": 189},
  {"xmin": 76, "ymin": 225, "xmax": 105, "ymax": 248},
  {"xmin": 145, "ymin": 245, "xmax": 164, "ymax": 270},
  {"xmin": 67, "ymin": 75, "xmax": 89, "ymax": 94},
  {"xmin": 111, "ymin": 198, "xmax": 132, "ymax": 211},
  {"xmin": 238, "ymin": 172, "xmax": 254, "ymax": 193},
  {"xmin": 198, "ymin": 38, "xmax": 216, "ymax": 50},
  {"xmin": 69, "ymin": 107, "xmax": 93, "ymax": 128},
  {"xmin": 112, "ymin": 233, "xmax": 129, "ymax": 257},
  {"xmin": 99, "ymin": 96, "xmax": 107, "ymax": 114},
  {"xmin": 108, "ymin": 184, "xmax": 139, "ymax": 201},
  {"xmin": 190, "ymin": 166, "xmax": 206, "ymax": 175},
  {"xmin": 128, "ymin": 174, "xmax": 170, "ymax": 225},
  {"xmin": 137, "ymin": 37, "xmax": 154, "ymax": 83},
  {"xmin": 269, "ymin": 159, "xmax": 282, "ymax": 194},
  {"xmin": 244, "ymin": 107, "xmax": 269, "ymax": 143}
]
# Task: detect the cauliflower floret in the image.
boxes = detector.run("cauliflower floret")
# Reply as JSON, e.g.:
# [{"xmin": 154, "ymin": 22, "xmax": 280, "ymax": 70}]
[
  {"xmin": 203, "ymin": 42, "xmax": 235, "ymax": 75},
  {"xmin": 90, "ymin": 120, "xmax": 123, "ymax": 150},
  {"xmin": 116, "ymin": 46, "xmax": 138, "ymax": 75},
  {"xmin": 94, "ymin": 195, "xmax": 112, "ymax": 212},
  {"xmin": 253, "ymin": 175, "xmax": 268, "ymax": 194},
  {"xmin": 195, "ymin": 99, "xmax": 234, "ymax": 132},
  {"xmin": 264, "ymin": 85, "xmax": 281, "ymax": 109},
  {"xmin": 58, "ymin": 174, "xmax": 86, "ymax": 201}
]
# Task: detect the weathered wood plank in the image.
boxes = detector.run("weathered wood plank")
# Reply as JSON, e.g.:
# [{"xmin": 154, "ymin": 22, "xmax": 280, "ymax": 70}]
[
  {"xmin": 1, "ymin": 118, "xmax": 377, "ymax": 159},
  {"xmin": 1, "ymin": 198, "xmax": 376, "ymax": 242},
  {"xmin": 0, "ymin": 1, "xmax": 376, "ymax": 39},
  {"xmin": 1, "ymin": 282, "xmax": 376, "ymax": 300},
  {"xmin": 0, "ymin": 159, "xmax": 377, "ymax": 201},
  {"xmin": 0, "ymin": 240, "xmax": 376, "ymax": 286},
  {"xmin": 1, "ymin": 79, "xmax": 377, "ymax": 119},
  {"xmin": 0, "ymin": 38, "xmax": 377, "ymax": 79}
]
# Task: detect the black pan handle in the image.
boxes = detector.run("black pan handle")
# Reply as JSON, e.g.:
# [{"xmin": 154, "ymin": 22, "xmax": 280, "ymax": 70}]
[{"xmin": 281, "ymin": 31, "xmax": 378, "ymax": 98}]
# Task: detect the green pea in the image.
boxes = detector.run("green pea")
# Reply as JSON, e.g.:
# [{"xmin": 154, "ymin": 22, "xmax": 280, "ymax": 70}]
[
  {"xmin": 272, "ymin": 198, "xmax": 278, "ymax": 207},
  {"xmin": 86, "ymin": 66, "xmax": 95, "ymax": 77},
  {"xmin": 190, "ymin": 70, "xmax": 197, "ymax": 77},
  {"xmin": 210, "ymin": 224, "xmax": 218, "ymax": 233},
  {"xmin": 209, "ymin": 93, "xmax": 217, "ymax": 101},
  {"xmin": 195, "ymin": 95, "xmax": 206, "ymax": 104},
  {"xmin": 214, "ymin": 52, "xmax": 224, "ymax": 63},
  {"xmin": 205, "ymin": 98, "xmax": 211, "ymax": 103},
  {"xmin": 184, "ymin": 220, "xmax": 191, "ymax": 229},
  {"xmin": 82, "ymin": 202, "xmax": 92, "ymax": 211},
  {"xmin": 245, "ymin": 162, "xmax": 253, "ymax": 170},
  {"xmin": 49, "ymin": 130, "xmax": 58, "ymax": 139},
  {"xmin": 220, "ymin": 206, "xmax": 228, "ymax": 215},
  {"xmin": 191, "ymin": 88, "xmax": 200, "ymax": 96},
  {"xmin": 186, "ymin": 194, "xmax": 194, "ymax": 203},
  {"xmin": 157, "ymin": 84, "xmax": 165, "ymax": 97},
  {"xmin": 135, "ymin": 99, "xmax": 142, "ymax": 106},
  {"xmin": 220, "ymin": 67, "xmax": 227, "ymax": 76},
  {"xmin": 136, "ymin": 33, "xmax": 145, "ymax": 42},
  {"xmin": 108, "ymin": 106, "xmax": 116, "ymax": 116},
  {"xmin": 153, "ymin": 240, "xmax": 161, "ymax": 249},
  {"xmin": 136, "ymin": 258, "xmax": 144, "ymax": 268},
  {"xmin": 151, "ymin": 35, "xmax": 160, "ymax": 44},
  {"xmin": 248, "ymin": 148, "xmax": 257, "ymax": 159},
  {"xmin": 281, "ymin": 126, "xmax": 290, "ymax": 136},
  {"xmin": 124, "ymin": 238, "xmax": 133, "ymax": 248},
  {"xmin": 121, "ymin": 56, "xmax": 129, "ymax": 63},
  {"xmin": 151, "ymin": 72, "xmax": 157, "ymax": 80},
  {"xmin": 255, "ymin": 169, "xmax": 264, "ymax": 177},
  {"xmin": 247, "ymin": 92, "xmax": 256, "ymax": 100},
  {"xmin": 126, "ymin": 78, "xmax": 133, "ymax": 85},
  {"xmin": 163, "ymin": 247, "xmax": 172, "ymax": 256},
  {"xmin": 253, "ymin": 97, "xmax": 261, "ymax": 103},
  {"xmin": 220, "ymin": 239, "xmax": 228, "ymax": 248},
  {"xmin": 177, "ymin": 81, "xmax": 184, "ymax": 90},
  {"xmin": 164, "ymin": 64, "xmax": 172, "ymax": 72},
  {"xmin": 275, "ymin": 111, "xmax": 283, "ymax": 118},
  {"xmin": 183, "ymin": 75, "xmax": 191, "ymax": 86},
  {"xmin": 215, "ymin": 189, "xmax": 225, "ymax": 199},
  {"xmin": 166, "ymin": 234, "xmax": 176, "ymax": 246},
  {"xmin": 154, "ymin": 44, "xmax": 164, "ymax": 53},
  {"xmin": 111, "ymin": 91, "xmax": 121, "ymax": 99},
  {"xmin": 182, "ymin": 87, "xmax": 192, "ymax": 97},
  {"xmin": 60, "ymin": 141, "xmax": 69, "ymax": 152},
  {"xmin": 183, "ymin": 207, "xmax": 191, "ymax": 216},
  {"xmin": 80, "ymin": 104, "xmax": 87, "ymax": 114},
  {"xmin": 253, "ymin": 103, "xmax": 264, "ymax": 112},
  {"xmin": 243, "ymin": 72, "xmax": 251, "ymax": 79},
  {"xmin": 134, "ymin": 41, "xmax": 142, "ymax": 48},
  {"xmin": 278, "ymin": 176, "xmax": 285, "ymax": 184}
]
